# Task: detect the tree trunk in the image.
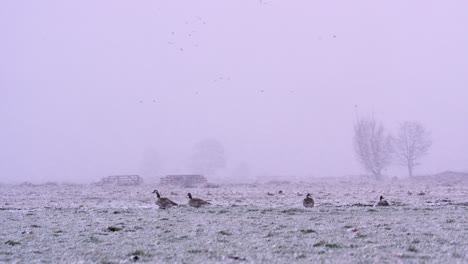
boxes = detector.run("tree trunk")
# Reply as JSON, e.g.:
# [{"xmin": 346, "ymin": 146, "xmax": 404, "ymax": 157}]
[
  {"xmin": 408, "ymin": 163, "xmax": 413, "ymax": 177},
  {"xmin": 373, "ymin": 169, "xmax": 382, "ymax": 180}
]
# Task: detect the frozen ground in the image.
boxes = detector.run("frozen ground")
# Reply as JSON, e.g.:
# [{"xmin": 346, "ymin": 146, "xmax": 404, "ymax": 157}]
[{"xmin": 1, "ymin": 178, "xmax": 468, "ymax": 263}]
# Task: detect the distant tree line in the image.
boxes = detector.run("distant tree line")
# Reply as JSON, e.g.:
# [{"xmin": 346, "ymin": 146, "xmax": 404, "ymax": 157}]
[
  {"xmin": 354, "ymin": 116, "xmax": 432, "ymax": 179},
  {"xmin": 189, "ymin": 138, "xmax": 226, "ymax": 176}
]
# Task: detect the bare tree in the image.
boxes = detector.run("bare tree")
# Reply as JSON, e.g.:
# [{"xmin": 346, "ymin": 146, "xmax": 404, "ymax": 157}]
[
  {"xmin": 139, "ymin": 148, "xmax": 163, "ymax": 182},
  {"xmin": 189, "ymin": 139, "xmax": 226, "ymax": 176},
  {"xmin": 353, "ymin": 117, "xmax": 393, "ymax": 179},
  {"xmin": 394, "ymin": 121, "xmax": 432, "ymax": 177}
]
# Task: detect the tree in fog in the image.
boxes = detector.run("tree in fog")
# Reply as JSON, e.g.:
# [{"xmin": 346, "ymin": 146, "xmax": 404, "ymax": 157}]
[
  {"xmin": 394, "ymin": 121, "xmax": 432, "ymax": 177},
  {"xmin": 189, "ymin": 139, "xmax": 226, "ymax": 176},
  {"xmin": 353, "ymin": 117, "xmax": 393, "ymax": 179},
  {"xmin": 139, "ymin": 148, "xmax": 164, "ymax": 181},
  {"xmin": 231, "ymin": 162, "xmax": 252, "ymax": 181}
]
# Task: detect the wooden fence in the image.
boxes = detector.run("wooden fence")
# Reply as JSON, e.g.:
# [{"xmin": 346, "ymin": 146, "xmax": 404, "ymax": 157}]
[
  {"xmin": 97, "ymin": 175, "xmax": 143, "ymax": 186},
  {"xmin": 159, "ymin": 174, "xmax": 207, "ymax": 188}
]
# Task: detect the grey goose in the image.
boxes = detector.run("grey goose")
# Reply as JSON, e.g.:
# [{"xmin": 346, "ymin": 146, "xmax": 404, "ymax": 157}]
[
  {"xmin": 376, "ymin": 196, "xmax": 390, "ymax": 207},
  {"xmin": 303, "ymin": 193, "xmax": 315, "ymax": 208},
  {"xmin": 152, "ymin": 190, "xmax": 178, "ymax": 209},
  {"xmin": 187, "ymin": 193, "xmax": 210, "ymax": 208}
]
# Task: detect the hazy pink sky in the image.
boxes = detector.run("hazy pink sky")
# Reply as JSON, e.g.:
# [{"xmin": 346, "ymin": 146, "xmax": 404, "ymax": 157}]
[{"xmin": 1, "ymin": 1, "xmax": 467, "ymax": 183}]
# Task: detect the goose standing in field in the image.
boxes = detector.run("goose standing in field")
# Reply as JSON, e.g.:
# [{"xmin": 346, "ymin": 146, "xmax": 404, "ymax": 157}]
[
  {"xmin": 376, "ymin": 195, "xmax": 390, "ymax": 207},
  {"xmin": 303, "ymin": 193, "xmax": 315, "ymax": 208},
  {"xmin": 187, "ymin": 193, "xmax": 210, "ymax": 208},
  {"xmin": 152, "ymin": 190, "xmax": 178, "ymax": 209}
]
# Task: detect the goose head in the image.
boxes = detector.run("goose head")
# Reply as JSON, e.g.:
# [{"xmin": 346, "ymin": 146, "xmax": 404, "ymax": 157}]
[
  {"xmin": 152, "ymin": 190, "xmax": 161, "ymax": 198},
  {"xmin": 187, "ymin": 193, "xmax": 193, "ymax": 199}
]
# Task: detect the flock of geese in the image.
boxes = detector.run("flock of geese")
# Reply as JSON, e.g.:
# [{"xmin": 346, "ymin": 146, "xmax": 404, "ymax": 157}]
[
  {"xmin": 152, "ymin": 190, "xmax": 211, "ymax": 209},
  {"xmin": 152, "ymin": 190, "xmax": 390, "ymax": 209}
]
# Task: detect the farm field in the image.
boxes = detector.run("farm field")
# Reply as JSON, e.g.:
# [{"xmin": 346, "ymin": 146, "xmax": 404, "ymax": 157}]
[{"xmin": 1, "ymin": 178, "xmax": 467, "ymax": 263}]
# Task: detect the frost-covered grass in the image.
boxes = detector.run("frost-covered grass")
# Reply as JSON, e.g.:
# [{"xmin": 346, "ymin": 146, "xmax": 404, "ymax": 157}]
[{"xmin": 0, "ymin": 179, "xmax": 467, "ymax": 263}]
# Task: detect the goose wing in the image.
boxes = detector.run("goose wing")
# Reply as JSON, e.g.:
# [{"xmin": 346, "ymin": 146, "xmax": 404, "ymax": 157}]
[
  {"xmin": 196, "ymin": 198, "xmax": 210, "ymax": 205},
  {"xmin": 189, "ymin": 198, "xmax": 210, "ymax": 207},
  {"xmin": 303, "ymin": 197, "xmax": 314, "ymax": 207},
  {"xmin": 377, "ymin": 200, "xmax": 389, "ymax": 206},
  {"xmin": 161, "ymin": 198, "xmax": 178, "ymax": 206},
  {"xmin": 156, "ymin": 198, "xmax": 178, "ymax": 208}
]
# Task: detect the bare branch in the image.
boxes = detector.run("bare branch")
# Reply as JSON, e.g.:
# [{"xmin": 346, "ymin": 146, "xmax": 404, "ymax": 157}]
[
  {"xmin": 353, "ymin": 117, "xmax": 392, "ymax": 179},
  {"xmin": 393, "ymin": 121, "xmax": 432, "ymax": 177}
]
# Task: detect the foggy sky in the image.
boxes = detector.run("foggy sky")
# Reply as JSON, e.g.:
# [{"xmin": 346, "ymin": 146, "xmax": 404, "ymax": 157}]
[{"xmin": 1, "ymin": 1, "xmax": 467, "ymax": 183}]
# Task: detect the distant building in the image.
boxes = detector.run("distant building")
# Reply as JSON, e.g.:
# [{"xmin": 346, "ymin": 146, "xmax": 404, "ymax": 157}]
[
  {"xmin": 432, "ymin": 171, "xmax": 468, "ymax": 179},
  {"xmin": 159, "ymin": 174, "xmax": 208, "ymax": 188}
]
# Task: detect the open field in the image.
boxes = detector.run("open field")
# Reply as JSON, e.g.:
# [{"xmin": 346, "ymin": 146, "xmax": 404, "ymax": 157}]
[{"xmin": 1, "ymin": 178, "xmax": 467, "ymax": 263}]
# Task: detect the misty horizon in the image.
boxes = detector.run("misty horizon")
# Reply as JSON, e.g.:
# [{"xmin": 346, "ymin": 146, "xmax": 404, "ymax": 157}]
[{"xmin": 1, "ymin": 1, "xmax": 467, "ymax": 184}]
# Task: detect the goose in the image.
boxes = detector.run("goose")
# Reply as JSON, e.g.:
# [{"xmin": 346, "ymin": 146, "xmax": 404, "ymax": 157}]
[
  {"xmin": 303, "ymin": 193, "xmax": 315, "ymax": 208},
  {"xmin": 152, "ymin": 190, "xmax": 178, "ymax": 209},
  {"xmin": 376, "ymin": 196, "xmax": 389, "ymax": 206},
  {"xmin": 187, "ymin": 193, "xmax": 210, "ymax": 208}
]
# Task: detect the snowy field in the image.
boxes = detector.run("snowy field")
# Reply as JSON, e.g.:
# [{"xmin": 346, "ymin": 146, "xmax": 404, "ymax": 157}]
[{"xmin": 1, "ymin": 178, "xmax": 468, "ymax": 264}]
